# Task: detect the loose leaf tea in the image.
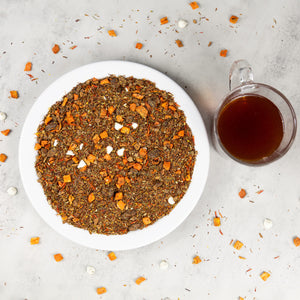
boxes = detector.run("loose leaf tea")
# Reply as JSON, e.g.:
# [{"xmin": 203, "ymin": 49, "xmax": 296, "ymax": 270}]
[{"xmin": 35, "ymin": 75, "xmax": 196, "ymax": 235}]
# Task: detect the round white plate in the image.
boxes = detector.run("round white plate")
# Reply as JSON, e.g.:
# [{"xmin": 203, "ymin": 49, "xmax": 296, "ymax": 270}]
[{"xmin": 19, "ymin": 61, "xmax": 210, "ymax": 250}]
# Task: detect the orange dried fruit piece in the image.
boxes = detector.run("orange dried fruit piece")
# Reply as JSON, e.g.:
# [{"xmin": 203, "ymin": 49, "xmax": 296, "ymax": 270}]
[
  {"xmin": 136, "ymin": 106, "xmax": 148, "ymax": 118},
  {"xmin": 96, "ymin": 287, "xmax": 107, "ymax": 294},
  {"xmin": 100, "ymin": 131, "xmax": 108, "ymax": 139},
  {"xmin": 229, "ymin": 15, "xmax": 239, "ymax": 24},
  {"xmin": 108, "ymin": 30, "xmax": 117, "ymax": 37},
  {"xmin": 34, "ymin": 143, "xmax": 41, "ymax": 150},
  {"xmin": 30, "ymin": 237, "xmax": 40, "ymax": 245},
  {"xmin": 108, "ymin": 106, "xmax": 115, "ymax": 114},
  {"xmin": 10, "ymin": 90, "xmax": 19, "ymax": 98},
  {"xmin": 117, "ymin": 200, "xmax": 126, "ymax": 210},
  {"xmin": 163, "ymin": 161, "xmax": 171, "ymax": 170},
  {"xmin": 115, "ymin": 192, "xmax": 123, "ymax": 200},
  {"xmin": 121, "ymin": 126, "xmax": 130, "ymax": 134},
  {"xmin": 1, "ymin": 129, "xmax": 11, "ymax": 136},
  {"xmin": 136, "ymin": 42, "xmax": 143, "ymax": 49},
  {"xmin": 239, "ymin": 188, "xmax": 246, "ymax": 198},
  {"xmin": 260, "ymin": 271, "xmax": 270, "ymax": 281},
  {"xmin": 88, "ymin": 193, "xmax": 95, "ymax": 203},
  {"xmin": 116, "ymin": 115, "xmax": 123, "ymax": 122},
  {"xmin": 92, "ymin": 134, "xmax": 100, "ymax": 143},
  {"xmin": 189, "ymin": 1, "xmax": 199, "ymax": 9},
  {"xmin": 220, "ymin": 49, "xmax": 228, "ymax": 57},
  {"xmin": 87, "ymin": 154, "xmax": 96, "ymax": 163},
  {"xmin": 233, "ymin": 240, "xmax": 244, "ymax": 250},
  {"xmin": 160, "ymin": 17, "xmax": 169, "ymax": 25},
  {"xmin": 73, "ymin": 94, "xmax": 78, "ymax": 100},
  {"xmin": 100, "ymin": 78, "xmax": 110, "ymax": 85},
  {"xmin": 52, "ymin": 44, "xmax": 60, "ymax": 54},
  {"xmin": 294, "ymin": 237, "xmax": 300, "ymax": 247},
  {"xmin": 45, "ymin": 116, "xmax": 52, "ymax": 125},
  {"xmin": 135, "ymin": 276, "xmax": 146, "ymax": 285},
  {"xmin": 63, "ymin": 175, "xmax": 71, "ymax": 183},
  {"xmin": 104, "ymin": 154, "xmax": 111, "ymax": 161},
  {"xmin": 193, "ymin": 255, "xmax": 201, "ymax": 264},
  {"xmin": 143, "ymin": 217, "xmax": 151, "ymax": 225},
  {"xmin": 213, "ymin": 217, "xmax": 221, "ymax": 226},
  {"xmin": 175, "ymin": 39, "xmax": 183, "ymax": 48},
  {"xmin": 133, "ymin": 163, "xmax": 142, "ymax": 171},
  {"xmin": 108, "ymin": 251, "xmax": 117, "ymax": 261},
  {"xmin": 178, "ymin": 130, "xmax": 185, "ymax": 137},
  {"xmin": 139, "ymin": 148, "xmax": 147, "ymax": 157},
  {"xmin": 0, "ymin": 153, "xmax": 8, "ymax": 162},
  {"xmin": 54, "ymin": 253, "xmax": 63, "ymax": 262},
  {"xmin": 24, "ymin": 62, "xmax": 32, "ymax": 71}
]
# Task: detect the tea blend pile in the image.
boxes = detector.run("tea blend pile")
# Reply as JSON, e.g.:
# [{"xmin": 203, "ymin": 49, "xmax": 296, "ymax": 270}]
[{"xmin": 35, "ymin": 75, "xmax": 196, "ymax": 235}]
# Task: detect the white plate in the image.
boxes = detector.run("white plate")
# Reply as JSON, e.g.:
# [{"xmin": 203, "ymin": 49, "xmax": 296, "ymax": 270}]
[{"xmin": 19, "ymin": 61, "xmax": 209, "ymax": 250}]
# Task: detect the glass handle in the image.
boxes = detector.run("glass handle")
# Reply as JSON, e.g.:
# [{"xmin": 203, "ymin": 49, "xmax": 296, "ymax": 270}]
[{"xmin": 229, "ymin": 60, "xmax": 254, "ymax": 91}]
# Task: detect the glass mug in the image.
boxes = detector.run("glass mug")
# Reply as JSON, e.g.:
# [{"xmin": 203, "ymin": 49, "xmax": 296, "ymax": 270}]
[{"xmin": 214, "ymin": 60, "xmax": 297, "ymax": 166}]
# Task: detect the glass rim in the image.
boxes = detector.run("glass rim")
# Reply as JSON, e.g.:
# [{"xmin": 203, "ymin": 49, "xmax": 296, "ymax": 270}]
[{"xmin": 214, "ymin": 82, "xmax": 297, "ymax": 166}]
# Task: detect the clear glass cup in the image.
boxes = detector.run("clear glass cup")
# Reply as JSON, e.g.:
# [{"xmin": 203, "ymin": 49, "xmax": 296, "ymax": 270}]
[{"xmin": 214, "ymin": 60, "xmax": 297, "ymax": 166}]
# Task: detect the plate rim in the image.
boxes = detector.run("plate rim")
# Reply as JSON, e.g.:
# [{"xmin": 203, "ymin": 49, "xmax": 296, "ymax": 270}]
[{"xmin": 19, "ymin": 60, "xmax": 210, "ymax": 250}]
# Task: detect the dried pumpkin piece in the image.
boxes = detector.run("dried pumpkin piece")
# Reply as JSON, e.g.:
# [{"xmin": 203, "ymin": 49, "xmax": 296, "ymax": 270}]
[
  {"xmin": 30, "ymin": 237, "xmax": 40, "ymax": 245},
  {"xmin": 1, "ymin": 129, "xmax": 11, "ymax": 136},
  {"xmin": 143, "ymin": 217, "xmax": 151, "ymax": 225},
  {"xmin": 87, "ymin": 154, "xmax": 96, "ymax": 163},
  {"xmin": 96, "ymin": 287, "xmax": 107, "ymax": 294},
  {"xmin": 130, "ymin": 103, "xmax": 136, "ymax": 111},
  {"xmin": 24, "ymin": 62, "xmax": 32, "ymax": 71},
  {"xmin": 0, "ymin": 153, "xmax": 8, "ymax": 162},
  {"xmin": 213, "ymin": 217, "xmax": 221, "ymax": 226},
  {"xmin": 100, "ymin": 131, "xmax": 108, "ymax": 139},
  {"xmin": 63, "ymin": 175, "xmax": 71, "ymax": 183},
  {"xmin": 116, "ymin": 115, "xmax": 123, "ymax": 122},
  {"xmin": 52, "ymin": 44, "xmax": 60, "ymax": 54},
  {"xmin": 136, "ymin": 42, "xmax": 143, "ymax": 49},
  {"xmin": 117, "ymin": 200, "xmax": 126, "ymax": 210},
  {"xmin": 139, "ymin": 148, "xmax": 147, "ymax": 157},
  {"xmin": 189, "ymin": 1, "xmax": 199, "ymax": 9},
  {"xmin": 108, "ymin": 30, "xmax": 116, "ymax": 37},
  {"xmin": 294, "ymin": 237, "xmax": 300, "ymax": 247},
  {"xmin": 193, "ymin": 255, "xmax": 201, "ymax": 264},
  {"xmin": 229, "ymin": 15, "xmax": 239, "ymax": 24},
  {"xmin": 260, "ymin": 271, "xmax": 270, "ymax": 281},
  {"xmin": 121, "ymin": 126, "xmax": 130, "ymax": 134},
  {"xmin": 88, "ymin": 193, "xmax": 95, "ymax": 203},
  {"xmin": 220, "ymin": 49, "xmax": 228, "ymax": 57},
  {"xmin": 53, "ymin": 253, "xmax": 63, "ymax": 262},
  {"xmin": 133, "ymin": 163, "xmax": 142, "ymax": 171},
  {"xmin": 135, "ymin": 276, "xmax": 146, "ymax": 285},
  {"xmin": 239, "ymin": 188, "xmax": 246, "ymax": 198},
  {"xmin": 136, "ymin": 106, "xmax": 148, "ymax": 118},
  {"xmin": 10, "ymin": 90, "xmax": 19, "ymax": 98},
  {"xmin": 233, "ymin": 240, "xmax": 243, "ymax": 250},
  {"xmin": 160, "ymin": 17, "xmax": 169, "ymax": 25},
  {"xmin": 163, "ymin": 161, "xmax": 171, "ymax": 170},
  {"xmin": 108, "ymin": 251, "xmax": 117, "ymax": 261},
  {"xmin": 132, "ymin": 93, "xmax": 144, "ymax": 100},
  {"xmin": 100, "ymin": 78, "xmax": 110, "ymax": 85},
  {"xmin": 175, "ymin": 39, "xmax": 183, "ymax": 48},
  {"xmin": 115, "ymin": 192, "xmax": 123, "ymax": 200}
]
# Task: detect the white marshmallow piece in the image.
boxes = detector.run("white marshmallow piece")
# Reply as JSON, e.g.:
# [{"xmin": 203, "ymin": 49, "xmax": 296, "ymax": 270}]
[
  {"xmin": 79, "ymin": 143, "xmax": 84, "ymax": 150},
  {"xmin": 86, "ymin": 265, "xmax": 96, "ymax": 275},
  {"xmin": 53, "ymin": 140, "xmax": 58, "ymax": 147},
  {"xmin": 7, "ymin": 186, "xmax": 18, "ymax": 196},
  {"xmin": 159, "ymin": 260, "xmax": 169, "ymax": 270},
  {"xmin": 117, "ymin": 148, "xmax": 125, "ymax": 156},
  {"xmin": 168, "ymin": 197, "xmax": 175, "ymax": 205},
  {"xmin": 114, "ymin": 122, "xmax": 123, "ymax": 131},
  {"xmin": 77, "ymin": 160, "xmax": 86, "ymax": 169},
  {"xmin": 0, "ymin": 111, "xmax": 7, "ymax": 121},
  {"xmin": 66, "ymin": 150, "xmax": 75, "ymax": 156},
  {"xmin": 106, "ymin": 146, "xmax": 113, "ymax": 154},
  {"xmin": 264, "ymin": 218, "xmax": 273, "ymax": 230},
  {"xmin": 132, "ymin": 122, "xmax": 138, "ymax": 129},
  {"xmin": 178, "ymin": 19, "xmax": 188, "ymax": 28}
]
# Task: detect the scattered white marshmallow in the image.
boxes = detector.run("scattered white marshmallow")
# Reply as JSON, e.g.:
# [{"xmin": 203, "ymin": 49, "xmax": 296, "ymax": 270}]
[
  {"xmin": 114, "ymin": 122, "xmax": 123, "ymax": 130},
  {"xmin": 106, "ymin": 145, "xmax": 113, "ymax": 154},
  {"xmin": 86, "ymin": 265, "xmax": 96, "ymax": 275},
  {"xmin": 125, "ymin": 87, "xmax": 129, "ymax": 92},
  {"xmin": 168, "ymin": 197, "xmax": 175, "ymax": 205},
  {"xmin": 117, "ymin": 148, "xmax": 125, "ymax": 156},
  {"xmin": 159, "ymin": 260, "xmax": 169, "ymax": 270},
  {"xmin": 264, "ymin": 218, "xmax": 273, "ymax": 230},
  {"xmin": 79, "ymin": 143, "xmax": 84, "ymax": 150},
  {"xmin": 178, "ymin": 19, "xmax": 188, "ymax": 28},
  {"xmin": 53, "ymin": 140, "xmax": 58, "ymax": 147},
  {"xmin": 77, "ymin": 160, "xmax": 86, "ymax": 169},
  {"xmin": 132, "ymin": 122, "xmax": 138, "ymax": 129},
  {"xmin": 0, "ymin": 111, "xmax": 7, "ymax": 121},
  {"xmin": 7, "ymin": 186, "xmax": 18, "ymax": 196},
  {"xmin": 66, "ymin": 150, "xmax": 75, "ymax": 156}
]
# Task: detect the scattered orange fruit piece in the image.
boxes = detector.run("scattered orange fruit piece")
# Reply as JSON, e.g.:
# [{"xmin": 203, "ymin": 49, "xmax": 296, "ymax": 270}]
[
  {"xmin": 260, "ymin": 271, "xmax": 270, "ymax": 281},
  {"xmin": 117, "ymin": 200, "xmax": 126, "ymax": 210},
  {"xmin": 143, "ymin": 217, "xmax": 151, "ymax": 225},
  {"xmin": 213, "ymin": 217, "xmax": 221, "ymax": 226},
  {"xmin": 96, "ymin": 287, "xmax": 107, "ymax": 294},
  {"xmin": 294, "ymin": 237, "xmax": 300, "ymax": 247},
  {"xmin": 0, "ymin": 153, "xmax": 8, "ymax": 162},
  {"xmin": 220, "ymin": 49, "xmax": 228, "ymax": 57},
  {"xmin": 229, "ymin": 15, "xmax": 239, "ymax": 24},
  {"xmin": 63, "ymin": 175, "xmax": 71, "ymax": 183},
  {"xmin": 54, "ymin": 253, "xmax": 63, "ymax": 262},
  {"xmin": 233, "ymin": 240, "xmax": 244, "ymax": 250},
  {"xmin": 24, "ymin": 62, "xmax": 32, "ymax": 71},
  {"xmin": 115, "ymin": 192, "xmax": 123, "ymax": 200},
  {"xmin": 10, "ymin": 90, "xmax": 19, "ymax": 98},
  {"xmin": 193, "ymin": 255, "xmax": 201, "ymax": 264},
  {"xmin": 135, "ymin": 276, "xmax": 146, "ymax": 285},
  {"xmin": 136, "ymin": 43, "xmax": 143, "ymax": 49},
  {"xmin": 88, "ymin": 193, "xmax": 95, "ymax": 203},
  {"xmin": 239, "ymin": 188, "xmax": 246, "ymax": 198},
  {"xmin": 108, "ymin": 252, "xmax": 117, "ymax": 261},
  {"xmin": 30, "ymin": 237, "xmax": 40, "ymax": 245},
  {"xmin": 189, "ymin": 1, "xmax": 199, "ymax": 9},
  {"xmin": 108, "ymin": 30, "xmax": 117, "ymax": 37},
  {"xmin": 175, "ymin": 40, "xmax": 183, "ymax": 47},
  {"xmin": 52, "ymin": 44, "xmax": 60, "ymax": 54},
  {"xmin": 1, "ymin": 129, "xmax": 11, "ymax": 136},
  {"xmin": 160, "ymin": 17, "xmax": 169, "ymax": 25}
]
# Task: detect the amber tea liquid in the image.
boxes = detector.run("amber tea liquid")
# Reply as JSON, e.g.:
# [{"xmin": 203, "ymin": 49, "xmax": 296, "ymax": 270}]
[{"xmin": 217, "ymin": 95, "xmax": 284, "ymax": 162}]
